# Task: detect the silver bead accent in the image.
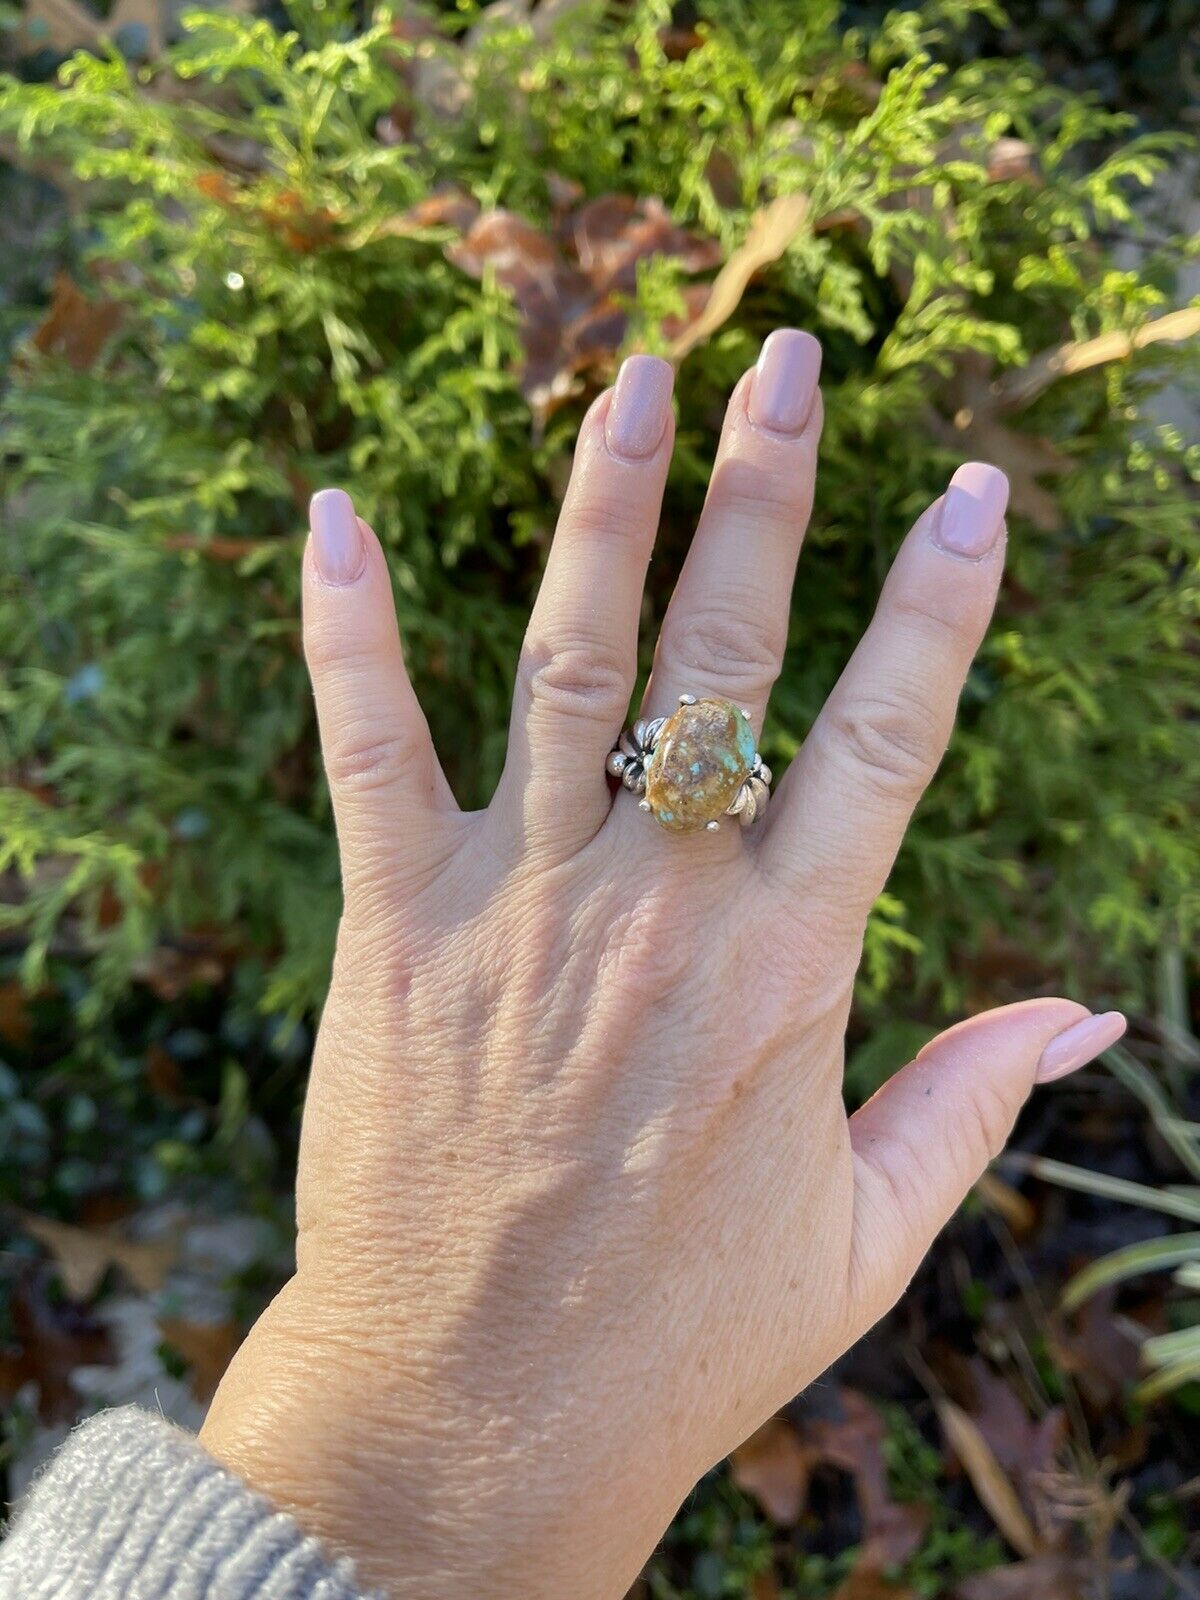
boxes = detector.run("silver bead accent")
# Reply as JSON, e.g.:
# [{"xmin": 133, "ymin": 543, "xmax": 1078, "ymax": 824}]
[
  {"xmin": 678, "ymin": 693, "xmax": 697, "ymax": 706},
  {"xmin": 705, "ymin": 819, "xmax": 720, "ymax": 832},
  {"xmin": 606, "ymin": 751, "xmax": 628, "ymax": 778}
]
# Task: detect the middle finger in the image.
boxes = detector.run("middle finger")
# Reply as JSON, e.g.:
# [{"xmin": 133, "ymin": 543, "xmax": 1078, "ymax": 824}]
[{"xmin": 643, "ymin": 329, "xmax": 823, "ymax": 730}]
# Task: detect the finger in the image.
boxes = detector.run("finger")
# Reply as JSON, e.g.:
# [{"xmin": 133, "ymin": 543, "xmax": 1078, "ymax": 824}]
[
  {"xmin": 762, "ymin": 463, "xmax": 1008, "ymax": 916},
  {"xmin": 644, "ymin": 330, "xmax": 822, "ymax": 728},
  {"xmin": 303, "ymin": 489, "xmax": 453, "ymax": 895},
  {"xmin": 845, "ymin": 1000, "xmax": 1127, "ymax": 1330},
  {"xmin": 492, "ymin": 355, "xmax": 675, "ymax": 858}
]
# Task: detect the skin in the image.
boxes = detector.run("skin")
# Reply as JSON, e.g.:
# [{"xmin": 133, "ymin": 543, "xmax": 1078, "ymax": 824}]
[{"xmin": 199, "ymin": 335, "xmax": 1121, "ymax": 1600}]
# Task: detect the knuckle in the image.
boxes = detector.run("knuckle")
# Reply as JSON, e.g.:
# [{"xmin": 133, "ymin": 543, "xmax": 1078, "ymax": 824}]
[
  {"xmin": 520, "ymin": 640, "xmax": 632, "ymax": 725},
  {"xmin": 708, "ymin": 454, "xmax": 813, "ymax": 525},
  {"xmin": 304, "ymin": 626, "xmax": 378, "ymax": 678},
  {"xmin": 824, "ymin": 695, "xmax": 943, "ymax": 800},
  {"xmin": 660, "ymin": 601, "xmax": 784, "ymax": 691},
  {"xmin": 889, "ymin": 586, "xmax": 974, "ymax": 650},
  {"xmin": 964, "ymin": 1075, "xmax": 1022, "ymax": 1171},
  {"xmin": 564, "ymin": 490, "xmax": 655, "ymax": 549},
  {"xmin": 325, "ymin": 728, "xmax": 424, "ymax": 794}
]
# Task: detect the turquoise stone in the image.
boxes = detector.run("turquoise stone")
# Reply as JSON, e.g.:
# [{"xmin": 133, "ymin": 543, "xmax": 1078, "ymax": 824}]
[{"xmin": 644, "ymin": 698, "xmax": 756, "ymax": 832}]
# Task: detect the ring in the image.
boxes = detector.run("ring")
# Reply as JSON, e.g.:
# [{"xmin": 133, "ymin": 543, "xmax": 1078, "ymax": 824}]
[{"xmin": 606, "ymin": 695, "xmax": 772, "ymax": 833}]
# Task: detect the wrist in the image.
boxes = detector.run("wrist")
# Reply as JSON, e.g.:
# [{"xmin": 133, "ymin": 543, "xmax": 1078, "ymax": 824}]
[{"xmin": 198, "ymin": 1281, "xmax": 666, "ymax": 1600}]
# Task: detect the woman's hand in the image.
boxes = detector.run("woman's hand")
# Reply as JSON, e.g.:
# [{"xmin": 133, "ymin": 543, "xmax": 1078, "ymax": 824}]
[{"xmin": 199, "ymin": 335, "xmax": 1124, "ymax": 1600}]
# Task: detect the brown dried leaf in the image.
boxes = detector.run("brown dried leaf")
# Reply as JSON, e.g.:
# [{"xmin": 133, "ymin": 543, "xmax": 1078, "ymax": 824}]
[
  {"xmin": 0, "ymin": 1277, "xmax": 114, "ymax": 1424},
  {"xmin": 936, "ymin": 1398, "xmax": 1041, "ymax": 1558},
  {"xmin": 730, "ymin": 1417, "xmax": 814, "ymax": 1526},
  {"xmin": 831, "ymin": 1575, "xmax": 915, "ymax": 1600},
  {"xmin": 1050, "ymin": 1288, "xmax": 1152, "ymax": 1409},
  {"xmin": 31, "ymin": 274, "xmax": 122, "ymax": 373},
  {"xmin": 813, "ymin": 1389, "xmax": 929, "ymax": 1570},
  {"xmin": 669, "ymin": 192, "xmax": 809, "ymax": 361},
  {"xmin": 22, "ymin": 1213, "xmax": 175, "ymax": 1302},
  {"xmin": 0, "ymin": 979, "xmax": 34, "ymax": 1045},
  {"xmin": 955, "ymin": 1554, "xmax": 1091, "ymax": 1600},
  {"xmin": 950, "ymin": 408, "xmax": 1069, "ymax": 532},
  {"xmin": 158, "ymin": 1317, "xmax": 240, "ymax": 1402}
]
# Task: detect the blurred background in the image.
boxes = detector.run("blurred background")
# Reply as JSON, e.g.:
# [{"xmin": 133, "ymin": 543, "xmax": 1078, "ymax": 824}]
[{"xmin": 1, "ymin": 0, "xmax": 1198, "ymax": 1595}]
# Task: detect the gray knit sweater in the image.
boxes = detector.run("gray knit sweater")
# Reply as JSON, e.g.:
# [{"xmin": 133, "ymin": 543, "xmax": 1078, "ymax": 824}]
[{"xmin": 0, "ymin": 1408, "xmax": 380, "ymax": 1599}]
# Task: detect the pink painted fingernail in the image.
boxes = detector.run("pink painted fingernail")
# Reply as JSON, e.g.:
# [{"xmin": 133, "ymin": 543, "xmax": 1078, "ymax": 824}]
[
  {"xmin": 605, "ymin": 355, "xmax": 674, "ymax": 461},
  {"xmin": 1035, "ymin": 1011, "xmax": 1127, "ymax": 1084},
  {"xmin": 934, "ymin": 462, "xmax": 1009, "ymax": 558},
  {"xmin": 309, "ymin": 488, "xmax": 365, "ymax": 585},
  {"xmin": 748, "ymin": 328, "xmax": 822, "ymax": 435}
]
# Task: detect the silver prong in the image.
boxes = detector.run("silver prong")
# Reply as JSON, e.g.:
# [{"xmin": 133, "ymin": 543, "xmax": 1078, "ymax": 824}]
[
  {"xmin": 706, "ymin": 819, "xmax": 720, "ymax": 831},
  {"xmin": 606, "ymin": 751, "xmax": 627, "ymax": 778},
  {"xmin": 741, "ymin": 707, "xmax": 752, "ymax": 720},
  {"xmin": 679, "ymin": 693, "xmax": 697, "ymax": 706},
  {"xmin": 638, "ymin": 798, "xmax": 652, "ymax": 813}
]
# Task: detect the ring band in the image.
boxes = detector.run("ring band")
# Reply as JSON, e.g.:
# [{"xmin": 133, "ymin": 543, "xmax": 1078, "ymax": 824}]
[{"xmin": 606, "ymin": 695, "xmax": 772, "ymax": 833}]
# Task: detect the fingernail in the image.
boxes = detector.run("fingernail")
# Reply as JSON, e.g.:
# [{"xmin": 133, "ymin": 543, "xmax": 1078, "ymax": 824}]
[
  {"xmin": 934, "ymin": 462, "xmax": 1009, "ymax": 558},
  {"xmin": 605, "ymin": 355, "xmax": 674, "ymax": 461},
  {"xmin": 1035, "ymin": 1011, "xmax": 1127, "ymax": 1084},
  {"xmin": 748, "ymin": 328, "xmax": 822, "ymax": 435},
  {"xmin": 309, "ymin": 488, "xmax": 364, "ymax": 585}
]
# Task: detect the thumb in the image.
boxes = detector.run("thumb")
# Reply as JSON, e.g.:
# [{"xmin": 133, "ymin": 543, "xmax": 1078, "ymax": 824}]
[{"xmin": 845, "ymin": 998, "xmax": 1127, "ymax": 1330}]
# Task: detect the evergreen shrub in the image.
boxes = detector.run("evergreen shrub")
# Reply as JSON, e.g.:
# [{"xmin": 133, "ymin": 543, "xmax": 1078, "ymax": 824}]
[{"xmin": 1, "ymin": 0, "xmax": 1197, "ymax": 1059}]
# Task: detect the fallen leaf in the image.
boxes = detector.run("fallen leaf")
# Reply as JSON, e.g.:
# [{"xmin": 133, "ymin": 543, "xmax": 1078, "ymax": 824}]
[
  {"xmin": 0, "ymin": 1276, "xmax": 114, "ymax": 1424},
  {"xmin": 936, "ymin": 1398, "xmax": 1041, "ymax": 1557},
  {"xmin": 933, "ymin": 1357, "xmax": 1069, "ymax": 1546},
  {"xmin": 811, "ymin": 1389, "xmax": 929, "ymax": 1570},
  {"xmin": 421, "ymin": 194, "xmax": 723, "ymax": 422},
  {"xmin": 1050, "ymin": 1288, "xmax": 1154, "ymax": 1409},
  {"xmin": 730, "ymin": 1416, "xmax": 814, "ymax": 1525},
  {"xmin": 157, "ymin": 1317, "xmax": 240, "ymax": 1402},
  {"xmin": 831, "ymin": 1575, "xmax": 915, "ymax": 1600},
  {"xmin": 0, "ymin": 979, "xmax": 35, "ymax": 1045},
  {"xmin": 948, "ymin": 385, "xmax": 1070, "ymax": 531},
  {"xmin": 669, "ymin": 192, "xmax": 809, "ymax": 361},
  {"xmin": 30, "ymin": 274, "xmax": 122, "ymax": 373},
  {"xmin": 955, "ymin": 1554, "xmax": 1091, "ymax": 1600},
  {"xmin": 22, "ymin": 1213, "xmax": 175, "ymax": 1302}
]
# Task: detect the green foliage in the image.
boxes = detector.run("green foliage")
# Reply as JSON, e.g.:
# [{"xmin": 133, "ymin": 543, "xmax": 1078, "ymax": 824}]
[{"xmin": 0, "ymin": 0, "xmax": 1197, "ymax": 1044}]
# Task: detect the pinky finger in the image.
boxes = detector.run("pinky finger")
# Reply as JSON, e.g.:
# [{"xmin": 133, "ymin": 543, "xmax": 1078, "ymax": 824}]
[{"xmin": 303, "ymin": 489, "xmax": 455, "ymax": 895}]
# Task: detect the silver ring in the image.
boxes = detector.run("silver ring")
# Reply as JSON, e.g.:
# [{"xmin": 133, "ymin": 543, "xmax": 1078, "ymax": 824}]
[{"xmin": 606, "ymin": 694, "xmax": 772, "ymax": 833}]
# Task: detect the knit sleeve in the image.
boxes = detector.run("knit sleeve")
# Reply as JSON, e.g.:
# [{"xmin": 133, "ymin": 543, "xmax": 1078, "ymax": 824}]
[{"xmin": 0, "ymin": 1406, "xmax": 382, "ymax": 1600}]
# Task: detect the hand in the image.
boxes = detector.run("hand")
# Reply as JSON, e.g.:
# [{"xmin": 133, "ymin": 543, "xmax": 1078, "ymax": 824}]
[{"xmin": 199, "ymin": 334, "xmax": 1125, "ymax": 1600}]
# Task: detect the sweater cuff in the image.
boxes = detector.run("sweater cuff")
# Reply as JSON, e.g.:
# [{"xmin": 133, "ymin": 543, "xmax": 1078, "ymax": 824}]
[{"xmin": 0, "ymin": 1406, "xmax": 382, "ymax": 1599}]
